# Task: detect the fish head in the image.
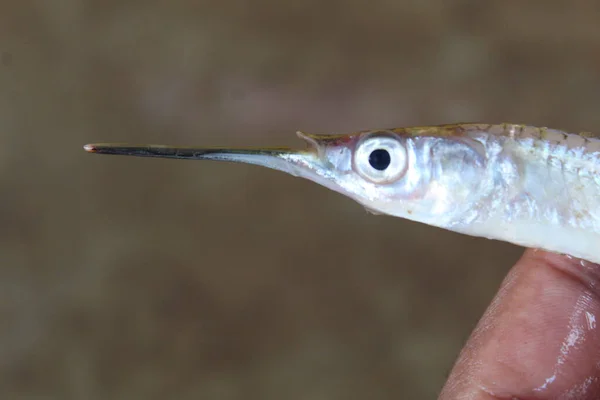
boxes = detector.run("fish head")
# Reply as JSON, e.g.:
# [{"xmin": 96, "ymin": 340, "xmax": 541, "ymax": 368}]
[{"xmin": 85, "ymin": 124, "xmax": 489, "ymax": 227}]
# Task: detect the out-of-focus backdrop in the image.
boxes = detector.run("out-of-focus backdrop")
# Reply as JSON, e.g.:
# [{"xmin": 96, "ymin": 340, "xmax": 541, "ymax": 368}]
[{"xmin": 2, "ymin": 1, "xmax": 600, "ymax": 398}]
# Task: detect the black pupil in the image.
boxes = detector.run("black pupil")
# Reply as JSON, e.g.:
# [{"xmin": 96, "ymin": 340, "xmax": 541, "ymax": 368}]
[{"xmin": 368, "ymin": 149, "xmax": 391, "ymax": 171}]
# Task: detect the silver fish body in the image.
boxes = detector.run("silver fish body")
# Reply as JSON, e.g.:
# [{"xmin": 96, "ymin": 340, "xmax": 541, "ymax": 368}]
[
  {"xmin": 369, "ymin": 124, "xmax": 600, "ymax": 264},
  {"xmin": 84, "ymin": 123, "xmax": 600, "ymax": 264}
]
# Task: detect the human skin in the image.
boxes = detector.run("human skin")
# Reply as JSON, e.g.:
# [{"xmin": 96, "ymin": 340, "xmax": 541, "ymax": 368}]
[{"xmin": 439, "ymin": 249, "xmax": 600, "ymax": 399}]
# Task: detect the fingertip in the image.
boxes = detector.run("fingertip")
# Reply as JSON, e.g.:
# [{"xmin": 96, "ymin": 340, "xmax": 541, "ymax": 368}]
[{"xmin": 440, "ymin": 249, "xmax": 600, "ymax": 400}]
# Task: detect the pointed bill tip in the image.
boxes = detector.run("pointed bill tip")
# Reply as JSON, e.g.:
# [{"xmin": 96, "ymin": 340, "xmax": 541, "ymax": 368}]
[{"xmin": 83, "ymin": 144, "xmax": 96, "ymax": 153}]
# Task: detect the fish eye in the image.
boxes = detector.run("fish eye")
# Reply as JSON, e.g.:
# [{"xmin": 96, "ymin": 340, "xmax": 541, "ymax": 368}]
[
  {"xmin": 353, "ymin": 135, "xmax": 407, "ymax": 184},
  {"xmin": 368, "ymin": 149, "xmax": 391, "ymax": 171}
]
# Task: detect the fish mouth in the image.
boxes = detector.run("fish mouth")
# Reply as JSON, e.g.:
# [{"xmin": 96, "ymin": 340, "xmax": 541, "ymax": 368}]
[
  {"xmin": 82, "ymin": 131, "xmax": 346, "ymax": 181},
  {"xmin": 83, "ymin": 130, "xmax": 374, "ymax": 212}
]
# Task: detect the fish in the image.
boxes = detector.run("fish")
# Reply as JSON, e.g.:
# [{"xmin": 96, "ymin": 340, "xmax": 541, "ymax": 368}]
[{"xmin": 84, "ymin": 122, "xmax": 600, "ymax": 264}]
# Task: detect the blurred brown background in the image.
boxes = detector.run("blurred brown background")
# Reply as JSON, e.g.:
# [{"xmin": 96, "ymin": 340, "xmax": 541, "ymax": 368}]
[{"xmin": 2, "ymin": 0, "xmax": 600, "ymax": 399}]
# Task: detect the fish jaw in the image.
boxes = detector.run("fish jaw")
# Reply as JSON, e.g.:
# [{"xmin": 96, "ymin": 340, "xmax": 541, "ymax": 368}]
[{"xmin": 83, "ymin": 130, "xmax": 493, "ymax": 230}]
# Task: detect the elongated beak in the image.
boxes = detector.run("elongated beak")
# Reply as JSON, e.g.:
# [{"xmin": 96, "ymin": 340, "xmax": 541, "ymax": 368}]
[{"xmin": 82, "ymin": 132, "xmax": 334, "ymax": 180}]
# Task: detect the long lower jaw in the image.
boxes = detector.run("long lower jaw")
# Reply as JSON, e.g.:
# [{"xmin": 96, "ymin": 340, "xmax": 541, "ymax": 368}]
[{"xmin": 84, "ymin": 142, "xmax": 337, "ymax": 181}]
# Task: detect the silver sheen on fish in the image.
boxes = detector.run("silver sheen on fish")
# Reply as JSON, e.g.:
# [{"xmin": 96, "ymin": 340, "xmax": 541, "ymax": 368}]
[{"xmin": 84, "ymin": 123, "xmax": 600, "ymax": 264}]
